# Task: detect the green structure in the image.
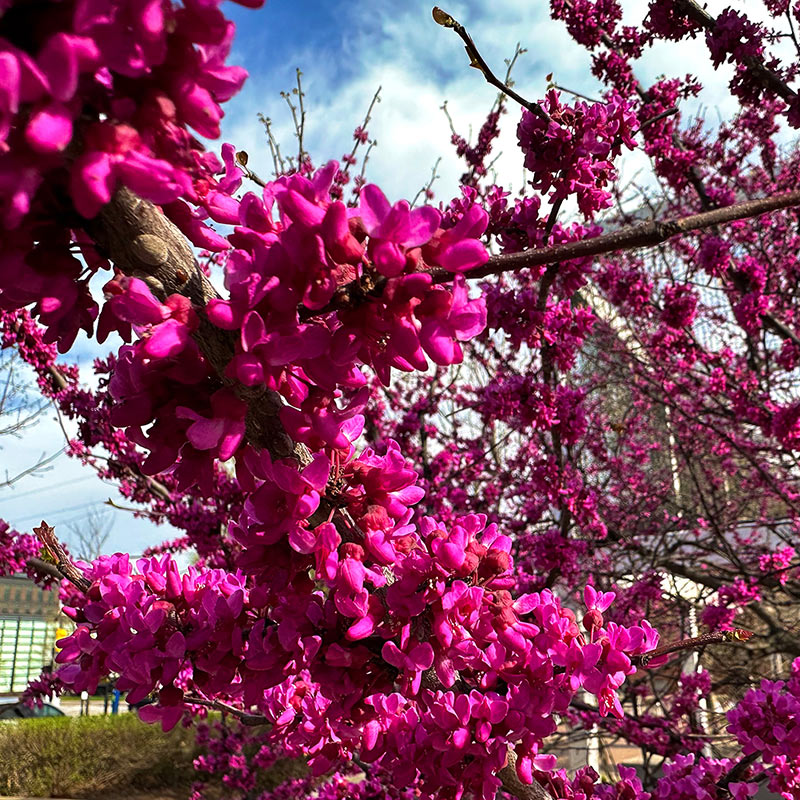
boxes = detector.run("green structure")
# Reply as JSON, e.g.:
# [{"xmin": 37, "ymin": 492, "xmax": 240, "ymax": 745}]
[{"xmin": 0, "ymin": 574, "xmax": 62, "ymax": 696}]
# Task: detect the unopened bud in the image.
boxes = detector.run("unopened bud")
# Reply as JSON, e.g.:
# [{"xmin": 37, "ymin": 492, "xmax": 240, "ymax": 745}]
[
  {"xmin": 432, "ymin": 7, "xmax": 456, "ymax": 27},
  {"xmin": 583, "ymin": 608, "xmax": 604, "ymax": 632}
]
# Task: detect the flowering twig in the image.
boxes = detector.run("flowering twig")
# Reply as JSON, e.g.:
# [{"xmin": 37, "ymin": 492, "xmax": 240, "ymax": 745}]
[
  {"xmin": 674, "ymin": 0, "xmax": 798, "ymax": 103},
  {"xmin": 410, "ymin": 157, "xmax": 441, "ymax": 207},
  {"xmin": 341, "ymin": 85, "xmax": 382, "ymax": 191},
  {"xmin": 306, "ymin": 189, "xmax": 800, "ymax": 319}
]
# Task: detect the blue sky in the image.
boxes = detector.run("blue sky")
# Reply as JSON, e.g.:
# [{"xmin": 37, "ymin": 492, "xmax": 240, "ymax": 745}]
[{"xmin": 0, "ymin": 0, "xmax": 758, "ymax": 559}]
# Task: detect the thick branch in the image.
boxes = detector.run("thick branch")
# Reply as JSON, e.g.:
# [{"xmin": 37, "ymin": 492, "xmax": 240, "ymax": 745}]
[
  {"xmin": 26, "ymin": 555, "xmax": 66, "ymax": 583},
  {"xmin": 499, "ymin": 750, "xmax": 555, "ymax": 800},
  {"xmin": 85, "ymin": 188, "xmax": 297, "ymax": 462}
]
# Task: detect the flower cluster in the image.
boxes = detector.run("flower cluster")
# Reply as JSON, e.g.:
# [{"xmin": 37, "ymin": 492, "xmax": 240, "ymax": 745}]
[
  {"xmin": 727, "ymin": 657, "xmax": 800, "ymax": 800},
  {"xmin": 0, "ymin": 0, "xmax": 260, "ymax": 350},
  {"xmin": 516, "ymin": 89, "xmax": 638, "ymax": 219},
  {"xmin": 102, "ymin": 164, "xmax": 489, "ymax": 482},
  {"xmin": 54, "ymin": 504, "xmax": 661, "ymax": 799},
  {"xmin": 0, "ymin": 519, "xmax": 41, "ymax": 579}
]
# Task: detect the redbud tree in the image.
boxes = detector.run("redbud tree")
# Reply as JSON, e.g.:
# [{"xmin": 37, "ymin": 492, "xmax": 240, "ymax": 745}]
[{"xmin": 1, "ymin": 1, "xmax": 800, "ymax": 799}]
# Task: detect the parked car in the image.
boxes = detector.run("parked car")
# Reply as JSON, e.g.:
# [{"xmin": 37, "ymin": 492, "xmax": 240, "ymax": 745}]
[{"xmin": 0, "ymin": 701, "xmax": 65, "ymax": 719}]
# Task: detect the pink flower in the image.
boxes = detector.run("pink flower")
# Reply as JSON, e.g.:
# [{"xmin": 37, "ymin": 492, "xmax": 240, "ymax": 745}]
[{"xmin": 359, "ymin": 184, "xmax": 441, "ymax": 276}]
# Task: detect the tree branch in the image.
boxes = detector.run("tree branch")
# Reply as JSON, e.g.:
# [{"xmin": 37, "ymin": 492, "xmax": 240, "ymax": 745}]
[
  {"xmin": 499, "ymin": 749, "xmax": 555, "ymax": 800},
  {"xmin": 467, "ymin": 190, "xmax": 800, "ymax": 280},
  {"xmin": 717, "ymin": 750, "xmax": 762, "ymax": 793},
  {"xmin": 33, "ymin": 521, "xmax": 90, "ymax": 592},
  {"xmin": 673, "ymin": 0, "xmax": 798, "ymax": 103},
  {"xmin": 85, "ymin": 188, "xmax": 297, "ymax": 462},
  {"xmin": 26, "ymin": 555, "xmax": 66, "ymax": 583},
  {"xmin": 183, "ymin": 695, "xmax": 271, "ymax": 726},
  {"xmin": 431, "ymin": 7, "xmax": 549, "ymax": 121},
  {"xmin": 630, "ymin": 629, "xmax": 754, "ymax": 668},
  {"xmin": 304, "ymin": 190, "xmax": 800, "ymax": 322}
]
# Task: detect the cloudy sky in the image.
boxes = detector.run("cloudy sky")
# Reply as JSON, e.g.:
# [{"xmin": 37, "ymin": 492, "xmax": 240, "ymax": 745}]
[{"xmin": 0, "ymin": 0, "xmax": 773, "ymax": 558}]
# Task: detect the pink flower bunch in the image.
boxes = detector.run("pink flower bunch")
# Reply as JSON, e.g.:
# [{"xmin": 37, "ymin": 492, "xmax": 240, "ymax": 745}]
[
  {"xmin": 706, "ymin": 10, "xmax": 765, "ymax": 69},
  {"xmin": 485, "ymin": 284, "xmax": 595, "ymax": 368},
  {"xmin": 516, "ymin": 89, "xmax": 639, "ymax": 219},
  {"xmin": 0, "ymin": 0, "xmax": 257, "ymax": 226},
  {"xmin": 660, "ymin": 284, "xmax": 698, "ymax": 330},
  {"xmin": 191, "ymin": 718, "xmax": 280, "ymax": 798},
  {"xmin": 758, "ymin": 546, "xmax": 797, "ymax": 584},
  {"xmin": 0, "ymin": 0, "xmax": 260, "ymax": 350},
  {"xmin": 20, "ymin": 669, "xmax": 66, "ymax": 709},
  {"xmin": 653, "ymin": 755, "xmax": 757, "ymax": 800},
  {"xmin": 727, "ymin": 660, "xmax": 800, "ymax": 782},
  {"xmin": 102, "ymin": 162, "xmax": 489, "ymax": 482},
  {"xmin": 6, "ymin": 307, "xmax": 245, "ymax": 570},
  {"xmin": 52, "ymin": 482, "xmax": 659, "ymax": 800},
  {"xmin": 550, "ymin": 0, "xmax": 624, "ymax": 48},
  {"xmin": 56, "ymin": 552, "xmax": 252, "ymax": 731},
  {"xmin": 517, "ymin": 764, "xmax": 649, "ymax": 800},
  {"xmin": 0, "ymin": 519, "xmax": 41, "ymax": 579}
]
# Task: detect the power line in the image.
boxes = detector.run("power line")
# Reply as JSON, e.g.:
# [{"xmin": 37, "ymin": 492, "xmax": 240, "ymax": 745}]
[
  {"xmin": 0, "ymin": 475, "xmax": 95, "ymax": 502},
  {"xmin": 12, "ymin": 500, "xmax": 109, "ymax": 528}
]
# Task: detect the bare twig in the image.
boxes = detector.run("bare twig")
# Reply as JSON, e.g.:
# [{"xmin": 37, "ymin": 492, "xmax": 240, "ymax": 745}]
[
  {"xmin": 235, "ymin": 150, "xmax": 267, "ymax": 188},
  {"xmin": 33, "ymin": 521, "xmax": 90, "ymax": 592},
  {"xmin": 639, "ymin": 106, "xmax": 679, "ymax": 129},
  {"xmin": 411, "ymin": 157, "xmax": 442, "ymax": 207},
  {"xmin": 553, "ymin": 84, "xmax": 600, "ymax": 103},
  {"xmin": 432, "ymin": 7, "xmax": 550, "ymax": 121},
  {"xmin": 183, "ymin": 694, "xmax": 271, "ymax": 726},
  {"xmin": 631, "ymin": 628, "xmax": 754, "ymax": 668}
]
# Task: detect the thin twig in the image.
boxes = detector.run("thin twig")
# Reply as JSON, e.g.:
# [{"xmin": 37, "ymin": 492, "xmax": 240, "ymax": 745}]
[
  {"xmin": 631, "ymin": 628, "xmax": 754, "ymax": 668},
  {"xmin": 717, "ymin": 750, "xmax": 762, "ymax": 792},
  {"xmin": 235, "ymin": 150, "xmax": 267, "ymax": 188},
  {"xmin": 411, "ymin": 157, "xmax": 442, "ymax": 207},
  {"xmin": 553, "ymin": 84, "xmax": 601, "ymax": 103},
  {"xmin": 33, "ymin": 521, "xmax": 91, "ymax": 592},
  {"xmin": 432, "ymin": 7, "xmax": 550, "ymax": 121},
  {"xmin": 341, "ymin": 86, "xmax": 382, "ymax": 189},
  {"xmin": 183, "ymin": 694, "xmax": 271, "ymax": 726},
  {"xmin": 639, "ymin": 106, "xmax": 679, "ymax": 129}
]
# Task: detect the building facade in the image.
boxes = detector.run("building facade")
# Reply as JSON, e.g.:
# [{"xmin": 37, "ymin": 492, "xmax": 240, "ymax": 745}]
[{"xmin": 0, "ymin": 573, "xmax": 62, "ymax": 696}]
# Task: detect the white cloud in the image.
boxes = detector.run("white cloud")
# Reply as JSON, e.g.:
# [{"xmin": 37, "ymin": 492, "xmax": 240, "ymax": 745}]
[{"xmin": 220, "ymin": 0, "xmax": 797, "ymax": 207}]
